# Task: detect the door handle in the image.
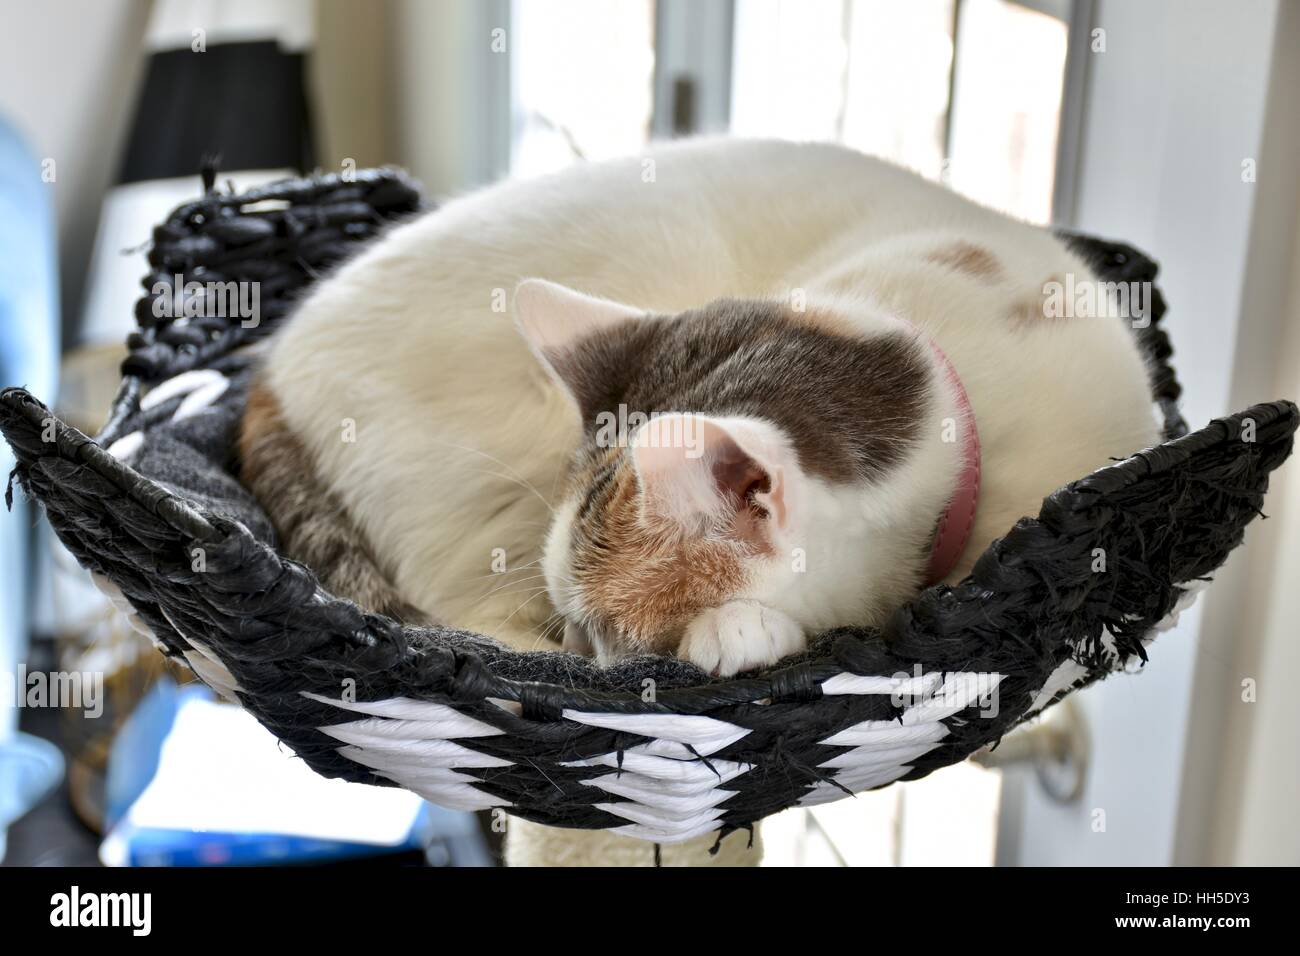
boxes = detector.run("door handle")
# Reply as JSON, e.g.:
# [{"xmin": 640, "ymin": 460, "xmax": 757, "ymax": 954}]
[{"xmin": 971, "ymin": 698, "xmax": 1090, "ymax": 803}]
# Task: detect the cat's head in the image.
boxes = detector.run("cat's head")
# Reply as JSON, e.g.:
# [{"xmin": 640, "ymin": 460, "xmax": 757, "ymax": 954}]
[{"xmin": 514, "ymin": 279, "xmax": 965, "ymax": 669}]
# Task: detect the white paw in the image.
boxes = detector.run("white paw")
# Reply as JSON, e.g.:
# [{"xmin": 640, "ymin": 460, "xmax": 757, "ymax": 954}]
[{"xmin": 679, "ymin": 600, "xmax": 806, "ymax": 677}]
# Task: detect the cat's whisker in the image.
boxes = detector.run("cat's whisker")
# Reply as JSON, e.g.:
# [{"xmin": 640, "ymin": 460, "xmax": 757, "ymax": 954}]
[
  {"xmin": 532, "ymin": 612, "xmax": 568, "ymax": 651},
  {"xmin": 477, "ymin": 573, "xmax": 549, "ymax": 596},
  {"xmin": 451, "ymin": 558, "xmax": 545, "ymax": 584},
  {"xmin": 476, "ymin": 470, "xmax": 559, "ymax": 511},
  {"xmin": 461, "ymin": 579, "xmax": 551, "ymax": 614},
  {"xmin": 492, "ymin": 590, "xmax": 554, "ymax": 636},
  {"xmin": 477, "ymin": 582, "xmax": 550, "ymax": 600}
]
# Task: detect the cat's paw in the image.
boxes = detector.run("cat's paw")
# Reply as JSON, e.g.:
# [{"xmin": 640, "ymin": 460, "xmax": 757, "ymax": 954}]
[{"xmin": 679, "ymin": 600, "xmax": 806, "ymax": 677}]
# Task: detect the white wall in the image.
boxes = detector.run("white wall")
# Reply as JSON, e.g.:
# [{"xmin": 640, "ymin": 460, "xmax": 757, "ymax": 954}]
[
  {"xmin": 384, "ymin": 0, "xmax": 510, "ymax": 197},
  {"xmin": 311, "ymin": 0, "xmax": 393, "ymax": 174},
  {"xmin": 1190, "ymin": 0, "xmax": 1300, "ymax": 863},
  {"xmin": 1006, "ymin": 0, "xmax": 1292, "ymax": 865},
  {"xmin": 1204, "ymin": 208, "xmax": 1300, "ymax": 865},
  {"xmin": 0, "ymin": 0, "xmax": 150, "ymax": 339}
]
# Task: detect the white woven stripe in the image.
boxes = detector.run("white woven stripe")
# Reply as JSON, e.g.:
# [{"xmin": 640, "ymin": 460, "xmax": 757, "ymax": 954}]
[
  {"xmin": 175, "ymin": 377, "xmax": 230, "ymax": 421},
  {"xmin": 583, "ymin": 775, "xmax": 737, "ymax": 813},
  {"xmin": 316, "ymin": 715, "xmax": 496, "ymax": 744},
  {"xmin": 579, "ymin": 763, "xmax": 745, "ymax": 798},
  {"xmin": 315, "ymin": 698, "xmax": 510, "ymax": 809},
  {"xmin": 179, "ymin": 638, "xmax": 242, "ymax": 700},
  {"xmin": 802, "ymin": 586, "xmax": 1207, "ymax": 809},
  {"xmin": 799, "ymin": 765, "xmax": 912, "ymax": 806},
  {"xmin": 805, "ymin": 672, "xmax": 1000, "ymax": 806},
  {"xmin": 594, "ymin": 799, "xmax": 727, "ymax": 832},
  {"xmin": 820, "ymin": 671, "xmax": 942, "ymax": 697},
  {"xmin": 821, "ymin": 718, "xmax": 948, "ymax": 747},
  {"xmin": 561, "ymin": 709, "xmax": 750, "ymax": 755},
  {"xmin": 303, "ymin": 692, "xmax": 503, "ymax": 737},
  {"xmin": 108, "ymin": 370, "xmax": 231, "ymax": 461},
  {"xmin": 334, "ymin": 753, "xmax": 482, "ymax": 787},
  {"xmin": 140, "ymin": 368, "xmax": 228, "ymax": 410},
  {"xmin": 901, "ymin": 672, "xmax": 1002, "ymax": 725},
  {"xmin": 335, "ymin": 739, "xmax": 509, "ymax": 811},
  {"xmin": 633, "ymin": 737, "xmax": 737, "ymax": 760},
  {"xmin": 158, "ymin": 609, "xmax": 243, "ymax": 705},
  {"xmin": 611, "ymin": 818, "xmax": 731, "ymax": 844},
  {"xmin": 368, "ymin": 772, "xmax": 508, "ymax": 812},
  {"xmin": 819, "ymin": 741, "xmax": 943, "ymax": 772},
  {"xmin": 1029, "ymin": 643, "xmax": 1113, "ymax": 716},
  {"xmin": 562, "ymin": 748, "xmax": 752, "ymax": 786},
  {"xmin": 337, "ymin": 746, "xmax": 511, "ymax": 811},
  {"xmin": 326, "ymin": 734, "xmax": 512, "ymax": 769},
  {"xmin": 106, "ymin": 431, "xmax": 144, "ymax": 461}
]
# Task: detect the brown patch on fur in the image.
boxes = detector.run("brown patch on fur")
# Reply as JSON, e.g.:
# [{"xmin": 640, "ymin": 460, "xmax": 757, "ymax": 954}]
[
  {"xmin": 239, "ymin": 378, "xmax": 429, "ymax": 622},
  {"xmin": 1007, "ymin": 274, "xmax": 1067, "ymax": 327},
  {"xmin": 548, "ymin": 299, "xmax": 931, "ymax": 485},
  {"xmin": 1007, "ymin": 297, "xmax": 1046, "ymax": 327},
  {"xmin": 567, "ymin": 452, "xmax": 754, "ymax": 655},
  {"xmin": 926, "ymin": 242, "xmax": 1003, "ymax": 282}
]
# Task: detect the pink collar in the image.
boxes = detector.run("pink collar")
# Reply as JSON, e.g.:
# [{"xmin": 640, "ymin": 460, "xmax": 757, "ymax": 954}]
[{"xmin": 919, "ymin": 333, "xmax": 981, "ymax": 585}]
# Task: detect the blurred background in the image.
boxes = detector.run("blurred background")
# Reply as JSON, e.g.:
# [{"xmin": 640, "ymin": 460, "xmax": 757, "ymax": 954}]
[{"xmin": 0, "ymin": 0, "xmax": 1296, "ymax": 867}]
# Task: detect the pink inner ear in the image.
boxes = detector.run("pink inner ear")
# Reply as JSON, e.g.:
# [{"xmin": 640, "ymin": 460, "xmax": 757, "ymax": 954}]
[
  {"xmin": 707, "ymin": 432, "xmax": 771, "ymax": 509},
  {"xmin": 632, "ymin": 415, "xmax": 782, "ymax": 533}
]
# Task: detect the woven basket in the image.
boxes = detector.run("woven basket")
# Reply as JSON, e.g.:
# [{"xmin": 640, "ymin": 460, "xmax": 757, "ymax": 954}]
[{"xmin": 2, "ymin": 168, "xmax": 1295, "ymax": 845}]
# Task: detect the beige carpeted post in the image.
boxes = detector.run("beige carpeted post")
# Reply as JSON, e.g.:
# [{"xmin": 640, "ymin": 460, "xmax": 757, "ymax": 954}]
[{"xmin": 505, "ymin": 816, "xmax": 762, "ymax": 867}]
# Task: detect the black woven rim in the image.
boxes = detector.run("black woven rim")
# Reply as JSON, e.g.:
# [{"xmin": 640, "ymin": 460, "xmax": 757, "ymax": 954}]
[{"xmin": 2, "ymin": 167, "xmax": 1295, "ymax": 837}]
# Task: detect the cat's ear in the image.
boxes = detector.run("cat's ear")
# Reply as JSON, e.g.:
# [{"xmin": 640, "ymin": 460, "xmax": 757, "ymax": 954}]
[
  {"xmin": 630, "ymin": 414, "xmax": 789, "ymax": 541},
  {"xmin": 514, "ymin": 279, "xmax": 643, "ymax": 357}
]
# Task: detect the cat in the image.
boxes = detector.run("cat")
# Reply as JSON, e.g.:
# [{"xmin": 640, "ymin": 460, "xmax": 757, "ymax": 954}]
[{"xmin": 239, "ymin": 137, "xmax": 1159, "ymax": 678}]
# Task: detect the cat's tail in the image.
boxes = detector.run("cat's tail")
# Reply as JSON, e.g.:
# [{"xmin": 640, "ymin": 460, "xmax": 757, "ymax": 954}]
[{"xmin": 238, "ymin": 379, "xmax": 432, "ymax": 624}]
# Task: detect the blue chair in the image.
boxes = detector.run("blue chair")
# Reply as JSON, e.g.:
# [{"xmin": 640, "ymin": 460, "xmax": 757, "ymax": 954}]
[{"xmin": 0, "ymin": 115, "xmax": 62, "ymax": 861}]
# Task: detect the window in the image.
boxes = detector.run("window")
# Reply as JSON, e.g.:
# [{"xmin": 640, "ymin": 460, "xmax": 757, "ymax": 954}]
[
  {"xmin": 730, "ymin": 0, "xmax": 1069, "ymax": 223},
  {"xmin": 946, "ymin": 0, "xmax": 1069, "ymax": 223},
  {"xmin": 732, "ymin": 0, "xmax": 956, "ymax": 182},
  {"xmin": 510, "ymin": 0, "xmax": 657, "ymax": 178},
  {"xmin": 508, "ymin": 0, "xmax": 1071, "ymax": 220}
]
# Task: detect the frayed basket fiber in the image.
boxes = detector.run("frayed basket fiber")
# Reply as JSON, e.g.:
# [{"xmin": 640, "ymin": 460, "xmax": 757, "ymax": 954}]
[{"xmin": 2, "ymin": 168, "xmax": 1296, "ymax": 845}]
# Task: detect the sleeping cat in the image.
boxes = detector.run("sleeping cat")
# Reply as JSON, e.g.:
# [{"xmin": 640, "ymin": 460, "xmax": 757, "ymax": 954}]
[{"xmin": 239, "ymin": 137, "xmax": 1158, "ymax": 678}]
